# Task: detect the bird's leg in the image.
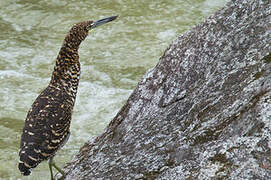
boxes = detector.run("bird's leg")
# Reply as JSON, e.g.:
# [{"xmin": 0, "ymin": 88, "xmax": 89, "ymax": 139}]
[
  {"xmin": 49, "ymin": 157, "xmax": 64, "ymax": 180},
  {"xmin": 49, "ymin": 158, "xmax": 54, "ymax": 180}
]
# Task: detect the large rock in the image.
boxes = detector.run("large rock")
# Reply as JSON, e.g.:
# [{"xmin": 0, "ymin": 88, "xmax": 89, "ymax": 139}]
[{"xmin": 63, "ymin": 0, "xmax": 271, "ymax": 179}]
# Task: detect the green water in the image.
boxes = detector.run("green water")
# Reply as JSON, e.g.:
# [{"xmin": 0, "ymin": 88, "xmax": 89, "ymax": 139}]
[{"xmin": 0, "ymin": 0, "xmax": 228, "ymax": 179}]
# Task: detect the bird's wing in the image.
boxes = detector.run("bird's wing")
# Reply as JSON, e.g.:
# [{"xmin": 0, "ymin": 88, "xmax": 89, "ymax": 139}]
[{"xmin": 19, "ymin": 86, "xmax": 73, "ymax": 166}]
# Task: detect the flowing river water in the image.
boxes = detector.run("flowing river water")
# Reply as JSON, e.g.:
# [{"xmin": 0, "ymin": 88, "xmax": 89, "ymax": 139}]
[{"xmin": 0, "ymin": 0, "xmax": 228, "ymax": 179}]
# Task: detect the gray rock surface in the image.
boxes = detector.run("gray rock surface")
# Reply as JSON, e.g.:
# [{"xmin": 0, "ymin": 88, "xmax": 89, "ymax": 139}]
[{"xmin": 63, "ymin": 0, "xmax": 271, "ymax": 179}]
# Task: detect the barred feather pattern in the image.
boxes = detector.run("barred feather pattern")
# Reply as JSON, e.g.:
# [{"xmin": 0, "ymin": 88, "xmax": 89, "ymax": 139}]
[{"xmin": 18, "ymin": 21, "xmax": 93, "ymax": 175}]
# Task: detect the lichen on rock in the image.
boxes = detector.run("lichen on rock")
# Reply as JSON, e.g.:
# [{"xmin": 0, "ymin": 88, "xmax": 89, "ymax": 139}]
[{"xmin": 63, "ymin": 0, "xmax": 271, "ymax": 179}]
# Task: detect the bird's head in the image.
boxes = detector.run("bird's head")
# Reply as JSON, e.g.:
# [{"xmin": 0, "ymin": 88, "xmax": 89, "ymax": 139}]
[{"xmin": 65, "ymin": 15, "xmax": 118, "ymax": 48}]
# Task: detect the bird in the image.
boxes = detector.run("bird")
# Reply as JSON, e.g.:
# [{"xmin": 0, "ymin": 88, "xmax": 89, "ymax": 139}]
[{"xmin": 18, "ymin": 15, "xmax": 118, "ymax": 179}]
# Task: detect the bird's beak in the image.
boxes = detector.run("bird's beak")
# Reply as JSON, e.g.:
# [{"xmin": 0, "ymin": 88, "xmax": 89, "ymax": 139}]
[{"xmin": 87, "ymin": 15, "xmax": 118, "ymax": 30}]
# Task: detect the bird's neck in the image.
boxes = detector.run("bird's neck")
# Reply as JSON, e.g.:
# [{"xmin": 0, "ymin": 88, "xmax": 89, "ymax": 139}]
[{"xmin": 50, "ymin": 44, "xmax": 81, "ymax": 100}]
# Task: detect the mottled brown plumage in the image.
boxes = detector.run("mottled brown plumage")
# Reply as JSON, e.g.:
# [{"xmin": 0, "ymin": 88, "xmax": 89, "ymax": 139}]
[{"xmin": 18, "ymin": 16, "xmax": 118, "ymax": 178}]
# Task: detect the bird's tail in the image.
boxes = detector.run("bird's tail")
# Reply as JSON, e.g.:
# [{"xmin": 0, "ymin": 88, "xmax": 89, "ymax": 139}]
[
  {"xmin": 18, "ymin": 161, "xmax": 32, "ymax": 176},
  {"xmin": 18, "ymin": 145, "xmax": 41, "ymax": 176}
]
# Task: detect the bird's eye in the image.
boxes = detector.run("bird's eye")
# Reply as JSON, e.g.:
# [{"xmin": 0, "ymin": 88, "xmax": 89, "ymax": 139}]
[{"xmin": 73, "ymin": 27, "xmax": 77, "ymax": 31}]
